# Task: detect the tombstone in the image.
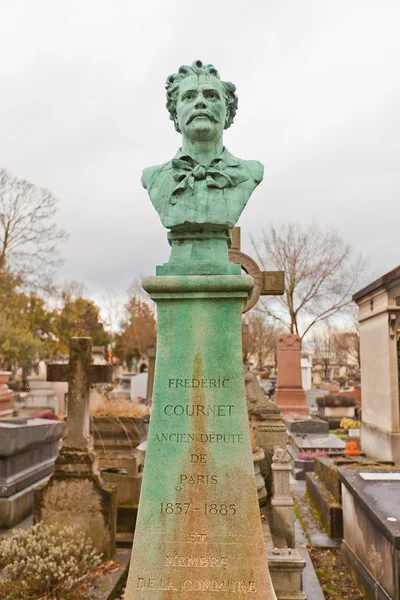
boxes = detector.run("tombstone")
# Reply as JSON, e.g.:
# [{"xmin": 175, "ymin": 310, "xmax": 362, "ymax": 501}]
[
  {"xmin": 316, "ymin": 394, "xmax": 357, "ymax": 429},
  {"xmin": 34, "ymin": 337, "xmax": 117, "ymax": 558},
  {"xmin": 125, "ymin": 60, "xmax": 278, "ymax": 600},
  {"xmin": 353, "ymin": 265, "xmax": 400, "ymax": 463},
  {"xmin": 131, "ymin": 372, "xmax": 148, "ymax": 401},
  {"xmin": 0, "ymin": 417, "xmax": 64, "ymax": 527},
  {"xmin": 91, "ymin": 412, "xmax": 147, "ymax": 541},
  {"xmin": 0, "ymin": 371, "xmax": 14, "ymax": 419},
  {"xmin": 20, "ymin": 376, "xmax": 59, "ymax": 416},
  {"xmin": 300, "ymin": 357, "xmax": 312, "ymax": 391},
  {"xmin": 340, "ymin": 469, "xmax": 400, "ymax": 600},
  {"xmin": 274, "ymin": 334, "xmax": 309, "ymax": 417}
]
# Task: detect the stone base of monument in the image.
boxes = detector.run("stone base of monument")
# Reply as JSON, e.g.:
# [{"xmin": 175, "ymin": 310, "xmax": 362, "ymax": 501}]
[
  {"xmin": 340, "ymin": 468, "xmax": 400, "ymax": 600},
  {"xmin": 261, "ymin": 511, "xmax": 306, "ymax": 600},
  {"xmin": 34, "ymin": 448, "xmax": 117, "ymax": 559},
  {"xmin": 274, "ymin": 388, "xmax": 309, "ymax": 418},
  {"xmin": 361, "ymin": 421, "xmax": 400, "ymax": 464}
]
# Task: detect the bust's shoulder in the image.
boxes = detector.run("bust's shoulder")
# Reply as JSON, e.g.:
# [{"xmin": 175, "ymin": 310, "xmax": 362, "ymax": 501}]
[
  {"xmin": 223, "ymin": 149, "xmax": 264, "ymax": 185},
  {"xmin": 141, "ymin": 161, "xmax": 172, "ymax": 190},
  {"xmin": 240, "ymin": 159, "xmax": 264, "ymax": 185}
]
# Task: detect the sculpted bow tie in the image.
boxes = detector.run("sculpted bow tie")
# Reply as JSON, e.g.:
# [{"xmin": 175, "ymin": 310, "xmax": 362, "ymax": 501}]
[{"xmin": 170, "ymin": 155, "xmax": 248, "ymax": 204}]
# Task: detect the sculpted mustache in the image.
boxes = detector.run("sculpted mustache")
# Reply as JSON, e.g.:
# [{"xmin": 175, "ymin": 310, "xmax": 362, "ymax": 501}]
[{"xmin": 186, "ymin": 110, "xmax": 218, "ymax": 125}]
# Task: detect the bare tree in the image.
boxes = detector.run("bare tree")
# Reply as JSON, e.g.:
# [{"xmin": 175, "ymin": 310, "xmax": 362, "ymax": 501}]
[
  {"xmin": 0, "ymin": 169, "xmax": 68, "ymax": 287},
  {"xmin": 251, "ymin": 222, "xmax": 366, "ymax": 340},
  {"xmin": 242, "ymin": 310, "xmax": 281, "ymax": 371}
]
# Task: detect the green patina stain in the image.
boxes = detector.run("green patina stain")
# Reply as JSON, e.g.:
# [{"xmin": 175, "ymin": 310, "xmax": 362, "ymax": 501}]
[{"xmin": 124, "ymin": 276, "xmax": 276, "ymax": 599}]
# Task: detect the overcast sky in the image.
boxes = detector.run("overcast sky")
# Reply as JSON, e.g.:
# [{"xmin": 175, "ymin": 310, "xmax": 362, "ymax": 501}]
[{"xmin": 1, "ymin": 0, "xmax": 399, "ymax": 308}]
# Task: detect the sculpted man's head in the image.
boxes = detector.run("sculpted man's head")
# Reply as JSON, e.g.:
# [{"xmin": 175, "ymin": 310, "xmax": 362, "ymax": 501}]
[{"xmin": 166, "ymin": 60, "xmax": 238, "ymax": 142}]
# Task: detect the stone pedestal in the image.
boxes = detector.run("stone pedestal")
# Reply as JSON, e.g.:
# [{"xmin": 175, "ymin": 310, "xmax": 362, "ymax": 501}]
[
  {"xmin": 125, "ymin": 275, "xmax": 276, "ymax": 600},
  {"xmin": 0, "ymin": 372, "xmax": 14, "ymax": 419},
  {"xmin": 0, "ymin": 417, "xmax": 64, "ymax": 527},
  {"xmin": 34, "ymin": 448, "xmax": 116, "ymax": 558},
  {"xmin": 22, "ymin": 376, "xmax": 59, "ymax": 416},
  {"xmin": 271, "ymin": 447, "xmax": 295, "ymax": 548},
  {"xmin": 274, "ymin": 335, "xmax": 309, "ymax": 417},
  {"xmin": 266, "ymin": 548, "xmax": 306, "ymax": 600}
]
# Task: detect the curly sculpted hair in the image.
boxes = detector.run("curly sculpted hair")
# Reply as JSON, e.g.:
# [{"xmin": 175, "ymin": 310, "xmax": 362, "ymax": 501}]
[{"xmin": 166, "ymin": 60, "xmax": 238, "ymax": 133}]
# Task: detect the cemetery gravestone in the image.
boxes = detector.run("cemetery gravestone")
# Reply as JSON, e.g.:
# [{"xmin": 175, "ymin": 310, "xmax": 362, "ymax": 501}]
[
  {"xmin": 274, "ymin": 335, "xmax": 309, "ymax": 417},
  {"xmin": 353, "ymin": 265, "xmax": 400, "ymax": 463},
  {"xmin": 34, "ymin": 337, "xmax": 117, "ymax": 558},
  {"xmin": 0, "ymin": 417, "xmax": 64, "ymax": 527},
  {"xmin": 125, "ymin": 61, "xmax": 277, "ymax": 600},
  {"xmin": 340, "ymin": 469, "xmax": 400, "ymax": 600}
]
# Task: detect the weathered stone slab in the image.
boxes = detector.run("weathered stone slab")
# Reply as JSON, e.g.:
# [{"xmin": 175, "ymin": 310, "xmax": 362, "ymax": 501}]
[
  {"xmin": 125, "ymin": 275, "xmax": 276, "ymax": 600},
  {"xmin": 285, "ymin": 417, "xmax": 329, "ymax": 435},
  {"xmin": 291, "ymin": 433, "xmax": 345, "ymax": 450}
]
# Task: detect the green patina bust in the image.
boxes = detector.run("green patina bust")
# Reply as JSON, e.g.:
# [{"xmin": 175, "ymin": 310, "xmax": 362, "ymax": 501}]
[{"xmin": 143, "ymin": 61, "xmax": 264, "ymax": 275}]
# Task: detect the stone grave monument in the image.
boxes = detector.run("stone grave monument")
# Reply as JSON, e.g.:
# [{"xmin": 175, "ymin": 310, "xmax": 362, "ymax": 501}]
[
  {"xmin": 125, "ymin": 60, "xmax": 278, "ymax": 599},
  {"xmin": 353, "ymin": 265, "xmax": 400, "ymax": 463},
  {"xmin": 316, "ymin": 393, "xmax": 358, "ymax": 429},
  {"xmin": 340, "ymin": 469, "xmax": 400, "ymax": 600},
  {"xmin": 34, "ymin": 337, "xmax": 117, "ymax": 558},
  {"xmin": 0, "ymin": 417, "xmax": 64, "ymax": 528},
  {"xmin": 274, "ymin": 334, "xmax": 309, "ymax": 417},
  {"xmin": 20, "ymin": 375, "xmax": 59, "ymax": 416}
]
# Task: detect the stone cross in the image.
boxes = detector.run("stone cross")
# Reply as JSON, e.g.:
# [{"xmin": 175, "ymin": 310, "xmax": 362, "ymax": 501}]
[
  {"xmin": 47, "ymin": 337, "xmax": 112, "ymax": 449},
  {"xmin": 229, "ymin": 227, "xmax": 285, "ymax": 312}
]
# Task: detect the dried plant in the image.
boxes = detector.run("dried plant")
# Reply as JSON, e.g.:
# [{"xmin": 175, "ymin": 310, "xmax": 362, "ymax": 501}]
[
  {"xmin": 0, "ymin": 523, "xmax": 102, "ymax": 599},
  {"xmin": 90, "ymin": 393, "xmax": 149, "ymax": 418}
]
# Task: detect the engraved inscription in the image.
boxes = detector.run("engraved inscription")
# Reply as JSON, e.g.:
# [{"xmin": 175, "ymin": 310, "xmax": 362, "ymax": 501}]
[
  {"xmin": 153, "ymin": 432, "xmax": 244, "ymax": 443},
  {"xmin": 180, "ymin": 474, "xmax": 218, "ymax": 485},
  {"xmin": 168, "ymin": 378, "xmax": 230, "ymax": 388},
  {"xmin": 136, "ymin": 578, "xmax": 257, "ymax": 593},
  {"xmin": 164, "ymin": 404, "xmax": 234, "ymax": 416},
  {"xmin": 160, "ymin": 502, "xmax": 237, "ymax": 515},
  {"xmin": 187, "ymin": 534, "xmax": 207, "ymax": 543},
  {"xmin": 164, "ymin": 556, "xmax": 228, "ymax": 567}
]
